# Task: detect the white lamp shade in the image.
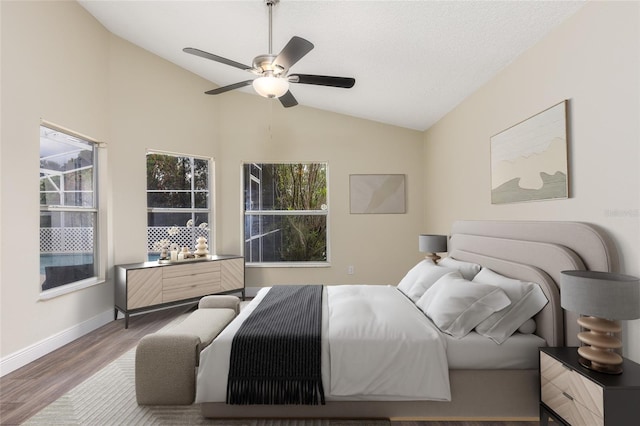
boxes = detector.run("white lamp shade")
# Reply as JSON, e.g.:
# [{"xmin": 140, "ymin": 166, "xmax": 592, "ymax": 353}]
[
  {"xmin": 252, "ymin": 76, "xmax": 289, "ymax": 98},
  {"xmin": 418, "ymin": 234, "xmax": 448, "ymax": 253},
  {"xmin": 561, "ymin": 270, "xmax": 640, "ymax": 320}
]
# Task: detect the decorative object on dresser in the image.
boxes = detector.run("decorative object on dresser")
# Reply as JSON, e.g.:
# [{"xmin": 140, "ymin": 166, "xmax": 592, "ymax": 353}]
[
  {"xmin": 539, "ymin": 347, "xmax": 640, "ymax": 426},
  {"xmin": 418, "ymin": 234, "xmax": 448, "ymax": 262},
  {"xmin": 560, "ymin": 270, "xmax": 640, "ymax": 374},
  {"xmin": 194, "ymin": 236, "xmax": 209, "ymax": 257},
  {"xmin": 114, "ymin": 255, "xmax": 244, "ymax": 328}
]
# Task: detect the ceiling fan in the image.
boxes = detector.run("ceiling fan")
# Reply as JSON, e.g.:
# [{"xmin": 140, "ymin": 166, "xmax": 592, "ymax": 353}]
[{"xmin": 183, "ymin": 0, "xmax": 355, "ymax": 108}]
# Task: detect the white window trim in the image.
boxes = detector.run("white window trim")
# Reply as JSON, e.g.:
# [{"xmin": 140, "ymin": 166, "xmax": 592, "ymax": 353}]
[
  {"xmin": 146, "ymin": 149, "xmax": 216, "ymax": 257},
  {"xmin": 246, "ymin": 262, "xmax": 332, "ymax": 268},
  {"xmin": 39, "ymin": 120, "xmax": 108, "ymax": 300},
  {"xmin": 241, "ymin": 162, "xmax": 330, "ymax": 267},
  {"xmin": 39, "ymin": 277, "xmax": 106, "ymax": 300}
]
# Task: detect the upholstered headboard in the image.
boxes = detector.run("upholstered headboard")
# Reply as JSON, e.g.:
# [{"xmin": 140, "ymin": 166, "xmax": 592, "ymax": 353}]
[{"xmin": 448, "ymin": 220, "xmax": 617, "ymax": 346}]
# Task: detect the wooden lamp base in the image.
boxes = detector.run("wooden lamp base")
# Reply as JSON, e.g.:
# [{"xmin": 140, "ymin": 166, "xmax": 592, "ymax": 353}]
[
  {"xmin": 576, "ymin": 316, "xmax": 623, "ymax": 374},
  {"xmin": 424, "ymin": 253, "xmax": 441, "ymax": 263}
]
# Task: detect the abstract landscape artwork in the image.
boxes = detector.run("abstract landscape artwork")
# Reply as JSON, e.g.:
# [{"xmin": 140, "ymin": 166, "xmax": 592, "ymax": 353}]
[
  {"xmin": 349, "ymin": 174, "xmax": 406, "ymax": 214},
  {"xmin": 490, "ymin": 101, "xmax": 568, "ymax": 204}
]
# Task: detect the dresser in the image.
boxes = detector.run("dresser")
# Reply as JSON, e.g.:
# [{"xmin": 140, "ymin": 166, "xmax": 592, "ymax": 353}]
[
  {"xmin": 539, "ymin": 347, "xmax": 640, "ymax": 425},
  {"xmin": 115, "ymin": 255, "xmax": 244, "ymax": 328}
]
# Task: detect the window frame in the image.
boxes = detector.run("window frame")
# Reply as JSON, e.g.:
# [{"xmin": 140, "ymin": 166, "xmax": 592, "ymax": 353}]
[
  {"xmin": 39, "ymin": 121, "xmax": 106, "ymax": 300},
  {"xmin": 242, "ymin": 162, "xmax": 330, "ymax": 268},
  {"xmin": 146, "ymin": 150, "xmax": 215, "ymax": 260}
]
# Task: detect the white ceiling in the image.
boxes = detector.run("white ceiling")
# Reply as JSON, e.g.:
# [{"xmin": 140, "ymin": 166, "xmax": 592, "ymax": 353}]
[{"xmin": 78, "ymin": 0, "xmax": 585, "ymax": 131}]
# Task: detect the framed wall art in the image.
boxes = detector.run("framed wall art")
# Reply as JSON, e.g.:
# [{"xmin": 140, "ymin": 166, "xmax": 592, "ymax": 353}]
[
  {"xmin": 349, "ymin": 174, "xmax": 406, "ymax": 214},
  {"xmin": 490, "ymin": 100, "xmax": 569, "ymax": 204}
]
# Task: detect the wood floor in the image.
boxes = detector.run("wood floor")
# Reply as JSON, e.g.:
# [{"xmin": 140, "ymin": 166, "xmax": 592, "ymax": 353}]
[
  {"xmin": 0, "ymin": 305, "xmax": 193, "ymax": 425},
  {"xmin": 0, "ymin": 306, "xmax": 538, "ymax": 425}
]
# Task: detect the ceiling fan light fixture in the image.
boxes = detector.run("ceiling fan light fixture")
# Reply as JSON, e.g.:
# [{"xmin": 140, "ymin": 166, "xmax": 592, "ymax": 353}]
[
  {"xmin": 184, "ymin": 0, "xmax": 354, "ymax": 107},
  {"xmin": 252, "ymin": 76, "xmax": 289, "ymax": 98}
]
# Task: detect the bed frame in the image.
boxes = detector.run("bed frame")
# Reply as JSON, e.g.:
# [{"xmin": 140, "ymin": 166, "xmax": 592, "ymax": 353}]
[{"xmin": 200, "ymin": 220, "xmax": 617, "ymax": 421}]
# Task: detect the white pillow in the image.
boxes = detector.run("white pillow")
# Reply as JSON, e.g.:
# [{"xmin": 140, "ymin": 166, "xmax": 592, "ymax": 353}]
[
  {"xmin": 396, "ymin": 259, "xmax": 435, "ymax": 295},
  {"xmin": 438, "ymin": 257, "xmax": 482, "ymax": 280},
  {"xmin": 416, "ymin": 271, "xmax": 511, "ymax": 338},
  {"xmin": 405, "ymin": 265, "xmax": 457, "ymax": 302},
  {"xmin": 518, "ymin": 318, "xmax": 537, "ymax": 334},
  {"xmin": 472, "ymin": 268, "xmax": 548, "ymax": 344}
]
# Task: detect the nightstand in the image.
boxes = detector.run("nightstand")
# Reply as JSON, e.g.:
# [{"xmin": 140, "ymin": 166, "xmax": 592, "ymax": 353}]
[{"xmin": 539, "ymin": 347, "xmax": 640, "ymax": 425}]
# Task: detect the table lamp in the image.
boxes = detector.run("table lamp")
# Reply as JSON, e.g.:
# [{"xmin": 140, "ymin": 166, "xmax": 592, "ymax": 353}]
[
  {"xmin": 560, "ymin": 270, "xmax": 640, "ymax": 374},
  {"xmin": 418, "ymin": 234, "xmax": 448, "ymax": 263}
]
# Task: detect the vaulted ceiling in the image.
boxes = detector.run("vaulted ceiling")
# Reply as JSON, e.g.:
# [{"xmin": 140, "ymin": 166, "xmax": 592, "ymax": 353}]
[{"xmin": 78, "ymin": 0, "xmax": 585, "ymax": 131}]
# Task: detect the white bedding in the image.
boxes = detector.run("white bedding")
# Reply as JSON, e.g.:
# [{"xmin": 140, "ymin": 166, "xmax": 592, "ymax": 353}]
[
  {"xmin": 445, "ymin": 331, "xmax": 546, "ymax": 369},
  {"xmin": 327, "ymin": 285, "xmax": 450, "ymax": 400},
  {"xmin": 195, "ymin": 285, "xmax": 451, "ymax": 403}
]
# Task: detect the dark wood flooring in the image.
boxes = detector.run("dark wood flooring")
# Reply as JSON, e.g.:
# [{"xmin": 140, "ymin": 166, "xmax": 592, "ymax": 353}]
[{"xmin": 0, "ymin": 305, "xmax": 538, "ymax": 425}]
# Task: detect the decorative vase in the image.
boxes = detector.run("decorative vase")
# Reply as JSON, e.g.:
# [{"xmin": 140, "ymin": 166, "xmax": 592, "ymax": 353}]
[
  {"xmin": 178, "ymin": 247, "xmax": 190, "ymax": 260},
  {"xmin": 160, "ymin": 248, "xmax": 168, "ymax": 260},
  {"xmin": 194, "ymin": 236, "xmax": 209, "ymax": 257}
]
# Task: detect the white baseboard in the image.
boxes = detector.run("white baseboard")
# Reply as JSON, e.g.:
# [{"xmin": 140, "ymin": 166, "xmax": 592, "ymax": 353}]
[{"xmin": 0, "ymin": 308, "xmax": 114, "ymax": 377}]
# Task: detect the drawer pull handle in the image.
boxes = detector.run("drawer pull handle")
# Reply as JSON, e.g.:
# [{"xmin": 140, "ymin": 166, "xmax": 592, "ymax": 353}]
[{"xmin": 562, "ymin": 392, "xmax": 574, "ymax": 401}]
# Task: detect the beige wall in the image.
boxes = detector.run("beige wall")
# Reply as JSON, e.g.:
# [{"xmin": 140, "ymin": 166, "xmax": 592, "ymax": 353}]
[
  {"xmin": 215, "ymin": 94, "xmax": 424, "ymax": 288},
  {"xmin": 1, "ymin": 0, "xmax": 112, "ymax": 359},
  {"xmin": 423, "ymin": 2, "xmax": 640, "ymax": 361},
  {"xmin": 108, "ymin": 34, "xmax": 222, "ymax": 265},
  {"xmin": 1, "ymin": 0, "xmax": 424, "ymax": 364}
]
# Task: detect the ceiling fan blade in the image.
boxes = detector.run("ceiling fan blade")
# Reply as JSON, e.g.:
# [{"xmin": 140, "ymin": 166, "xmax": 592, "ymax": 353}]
[
  {"xmin": 289, "ymin": 74, "xmax": 355, "ymax": 88},
  {"xmin": 205, "ymin": 80, "xmax": 253, "ymax": 95},
  {"xmin": 279, "ymin": 91, "xmax": 298, "ymax": 108},
  {"xmin": 183, "ymin": 47, "xmax": 252, "ymax": 71},
  {"xmin": 273, "ymin": 36, "xmax": 314, "ymax": 71}
]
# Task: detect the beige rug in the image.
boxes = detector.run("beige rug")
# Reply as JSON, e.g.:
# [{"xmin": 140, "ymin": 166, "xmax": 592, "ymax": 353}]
[{"xmin": 23, "ymin": 344, "xmax": 387, "ymax": 426}]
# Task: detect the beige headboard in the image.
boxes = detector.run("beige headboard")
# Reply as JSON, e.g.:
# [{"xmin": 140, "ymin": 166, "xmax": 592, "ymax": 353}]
[{"xmin": 449, "ymin": 220, "xmax": 617, "ymax": 346}]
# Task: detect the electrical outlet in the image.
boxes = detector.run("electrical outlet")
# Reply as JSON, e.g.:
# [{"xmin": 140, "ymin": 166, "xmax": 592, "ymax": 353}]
[{"xmin": 347, "ymin": 265, "xmax": 354, "ymax": 275}]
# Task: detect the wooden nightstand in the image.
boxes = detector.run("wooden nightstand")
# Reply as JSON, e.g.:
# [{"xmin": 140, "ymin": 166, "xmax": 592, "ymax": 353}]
[{"xmin": 539, "ymin": 347, "xmax": 640, "ymax": 425}]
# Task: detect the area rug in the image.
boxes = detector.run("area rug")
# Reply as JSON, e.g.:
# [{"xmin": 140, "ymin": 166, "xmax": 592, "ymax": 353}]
[{"xmin": 23, "ymin": 341, "xmax": 388, "ymax": 425}]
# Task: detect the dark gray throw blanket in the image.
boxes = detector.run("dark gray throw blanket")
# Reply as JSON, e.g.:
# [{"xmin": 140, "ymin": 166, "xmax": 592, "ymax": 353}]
[{"xmin": 226, "ymin": 285, "xmax": 325, "ymax": 405}]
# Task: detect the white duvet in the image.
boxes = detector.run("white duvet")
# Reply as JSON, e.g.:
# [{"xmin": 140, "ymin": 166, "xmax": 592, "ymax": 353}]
[{"xmin": 195, "ymin": 285, "xmax": 451, "ymax": 403}]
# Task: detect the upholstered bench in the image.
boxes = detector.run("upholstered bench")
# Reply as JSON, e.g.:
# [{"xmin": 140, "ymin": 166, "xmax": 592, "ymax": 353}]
[{"xmin": 135, "ymin": 295, "xmax": 239, "ymax": 405}]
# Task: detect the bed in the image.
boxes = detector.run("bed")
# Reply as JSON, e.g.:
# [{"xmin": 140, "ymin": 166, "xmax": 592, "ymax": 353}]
[{"xmin": 196, "ymin": 220, "xmax": 617, "ymax": 420}]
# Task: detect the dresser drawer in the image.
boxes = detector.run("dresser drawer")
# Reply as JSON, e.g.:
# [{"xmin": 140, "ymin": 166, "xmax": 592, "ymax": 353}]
[
  {"xmin": 162, "ymin": 280, "xmax": 220, "ymax": 303},
  {"xmin": 540, "ymin": 347, "xmax": 640, "ymax": 426},
  {"xmin": 162, "ymin": 262, "xmax": 221, "ymax": 302},
  {"xmin": 162, "ymin": 261, "xmax": 221, "ymax": 279},
  {"xmin": 541, "ymin": 352, "xmax": 604, "ymax": 423},
  {"xmin": 163, "ymin": 271, "xmax": 220, "ymax": 291},
  {"xmin": 542, "ymin": 376, "xmax": 603, "ymax": 426}
]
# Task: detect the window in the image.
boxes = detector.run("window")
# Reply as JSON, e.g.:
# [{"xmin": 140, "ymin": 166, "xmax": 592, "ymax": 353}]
[
  {"xmin": 243, "ymin": 163, "xmax": 328, "ymax": 265},
  {"xmin": 146, "ymin": 151, "xmax": 212, "ymax": 260},
  {"xmin": 39, "ymin": 125, "xmax": 98, "ymax": 292}
]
